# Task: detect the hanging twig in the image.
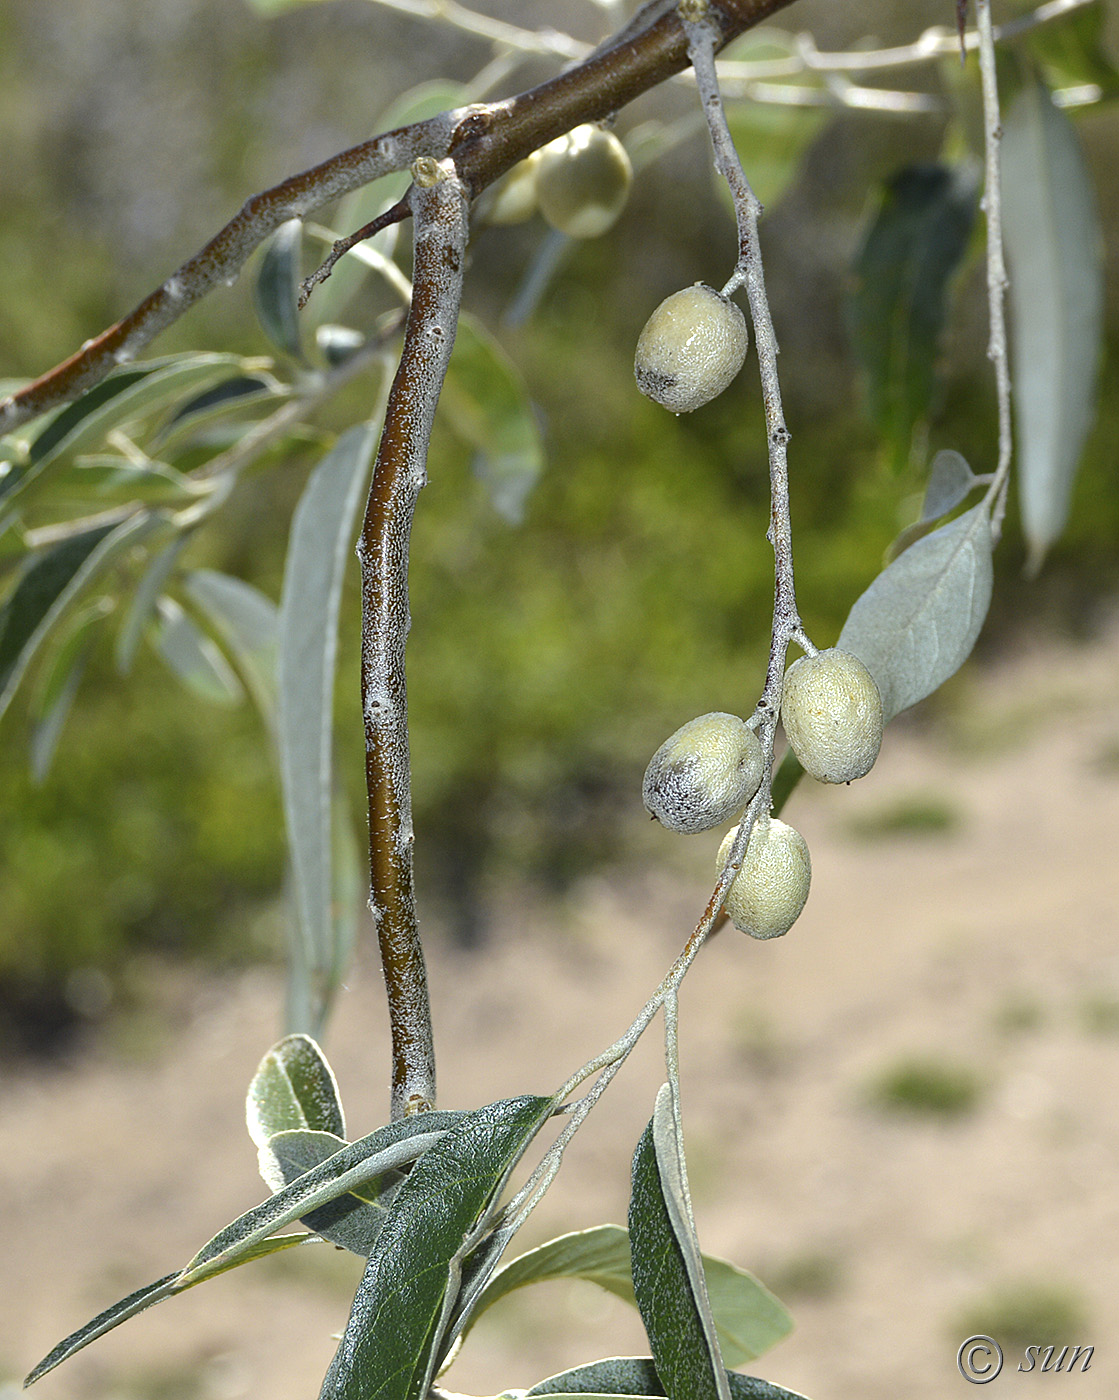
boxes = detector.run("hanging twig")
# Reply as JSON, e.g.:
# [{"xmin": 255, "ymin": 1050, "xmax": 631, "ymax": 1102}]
[
  {"xmin": 360, "ymin": 158, "xmax": 468, "ymax": 1120},
  {"xmin": 975, "ymin": 0, "xmax": 1015, "ymax": 538}
]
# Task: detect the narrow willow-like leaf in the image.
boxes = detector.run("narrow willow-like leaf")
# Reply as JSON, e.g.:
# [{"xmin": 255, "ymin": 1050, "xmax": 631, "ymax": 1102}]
[
  {"xmin": 115, "ymin": 532, "xmax": 188, "ymax": 673},
  {"xmin": 847, "ymin": 163, "xmax": 977, "ymax": 468},
  {"xmin": 25, "ymin": 1233, "xmax": 311, "ymax": 1388},
  {"xmin": 441, "ymin": 312, "xmax": 544, "ymax": 524},
  {"xmin": 3, "ymin": 354, "xmax": 247, "ymax": 519},
  {"xmin": 0, "ymin": 516, "xmax": 150, "ymax": 719},
  {"xmin": 837, "ymin": 502, "xmax": 993, "ymax": 722},
  {"xmin": 255, "ymin": 219, "xmax": 305, "ymax": 360},
  {"xmin": 158, "ymin": 373, "xmax": 283, "ymax": 448},
  {"xmin": 28, "ymin": 600, "xmax": 111, "ymax": 782},
  {"xmin": 463, "ymin": 1224, "xmax": 789, "ymax": 1368},
  {"xmin": 262, "ymin": 1128, "xmax": 398, "ymax": 1255},
  {"xmin": 247, "ymin": 1033, "xmax": 346, "ymax": 1151},
  {"xmin": 1002, "ymin": 81, "xmax": 1104, "ymax": 571},
  {"xmin": 151, "ymin": 595, "xmax": 243, "ymax": 705},
  {"xmin": 277, "ymin": 420, "xmax": 379, "ymax": 1035},
  {"xmin": 651, "ymin": 1084, "xmax": 730, "ymax": 1400},
  {"xmin": 320, "ymin": 1095, "xmax": 554, "ymax": 1400},
  {"xmin": 183, "ymin": 568, "xmax": 279, "ymax": 722},
  {"xmin": 526, "ymin": 1358, "xmax": 809, "ymax": 1400},
  {"xmin": 629, "ymin": 1094, "xmax": 728, "ymax": 1400},
  {"xmin": 183, "ymin": 1113, "xmax": 464, "ymax": 1284}
]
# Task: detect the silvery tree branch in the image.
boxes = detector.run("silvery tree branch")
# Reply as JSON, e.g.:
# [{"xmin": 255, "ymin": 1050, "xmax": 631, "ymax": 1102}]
[
  {"xmin": 680, "ymin": 1, "xmax": 808, "ymax": 897},
  {"xmin": 975, "ymin": 0, "xmax": 1015, "ymax": 538},
  {"xmin": 361, "ymin": 158, "xmax": 468, "ymax": 1121},
  {"xmin": 0, "ymin": 0, "xmax": 796, "ymax": 437}
]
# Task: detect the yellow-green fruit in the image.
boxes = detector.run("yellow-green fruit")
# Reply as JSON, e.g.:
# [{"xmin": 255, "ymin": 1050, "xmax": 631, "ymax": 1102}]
[
  {"xmin": 781, "ymin": 648, "xmax": 883, "ymax": 784},
  {"xmin": 643, "ymin": 712, "xmax": 763, "ymax": 834},
  {"xmin": 534, "ymin": 124, "xmax": 633, "ymax": 238},
  {"xmin": 634, "ymin": 283, "xmax": 749, "ymax": 413},
  {"xmin": 479, "ymin": 152, "xmax": 541, "ymax": 226},
  {"xmin": 717, "ymin": 818, "xmax": 811, "ymax": 940}
]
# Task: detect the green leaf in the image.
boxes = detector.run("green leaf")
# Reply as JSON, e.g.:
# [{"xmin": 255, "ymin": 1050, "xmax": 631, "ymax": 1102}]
[
  {"xmin": 255, "ymin": 219, "xmax": 305, "ymax": 359},
  {"xmin": 182, "ymin": 568, "xmax": 279, "ymax": 722},
  {"xmin": 635, "ymin": 1086, "xmax": 728, "ymax": 1400},
  {"xmin": 151, "ymin": 594, "xmax": 244, "ymax": 705},
  {"xmin": 247, "ymin": 1033, "xmax": 346, "ymax": 1151},
  {"xmin": 465, "ymin": 1224, "xmax": 789, "ymax": 1369},
  {"xmin": 320, "ymin": 1095, "xmax": 554, "ymax": 1400},
  {"xmin": 883, "ymin": 448, "xmax": 982, "ymax": 563},
  {"xmin": 442, "ymin": 313, "xmax": 544, "ymax": 524},
  {"xmin": 28, "ymin": 599, "xmax": 112, "ymax": 781},
  {"xmin": 0, "ymin": 516, "xmax": 149, "ymax": 720},
  {"xmin": 526, "ymin": 1358, "xmax": 809, "ymax": 1400},
  {"xmin": 181, "ymin": 1113, "xmax": 463, "ymax": 1283},
  {"xmin": 263, "ymin": 1128, "xmax": 400, "ymax": 1255},
  {"xmin": 1001, "ymin": 81, "xmax": 1104, "ymax": 571},
  {"xmin": 157, "ymin": 373, "xmax": 284, "ymax": 450},
  {"xmin": 277, "ymin": 420, "xmax": 379, "ymax": 1035},
  {"xmin": 25, "ymin": 1234, "xmax": 311, "ymax": 1387},
  {"xmin": 920, "ymin": 448, "xmax": 980, "ymax": 522},
  {"xmin": 837, "ymin": 500, "xmax": 993, "ymax": 722},
  {"xmin": 115, "ymin": 532, "xmax": 189, "ymax": 673},
  {"xmin": 847, "ymin": 164, "xmax": 978, "ymax": 468},
  {"xmin": 2, "ymin": 354, "xmax": 248, "ymax": 520}
]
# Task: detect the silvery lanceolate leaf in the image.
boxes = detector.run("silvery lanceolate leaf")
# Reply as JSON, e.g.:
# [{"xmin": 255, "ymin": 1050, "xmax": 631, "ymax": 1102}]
[
  {"xmin": 277, "ymin": 421, "xmax": 379, "ymax": 1035},
  {"xmin": 838, "ymin": 503, "xmax": 993, "ymax": 722},
  {"xmin": 1002, "ymin": 81, "xmax": 1103, "ymax": 571},
  {"xmin": 629, "ymin": 1087, "xmax": 730, "ymax": 1400},
  {"xmin": 254, "ymin": 219, "xmax": 304, "ymax": 360}
]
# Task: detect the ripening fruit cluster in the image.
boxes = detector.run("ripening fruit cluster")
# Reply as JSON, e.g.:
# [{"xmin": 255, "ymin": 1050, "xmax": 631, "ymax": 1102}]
[
  {"xmin": 642, "ymin": 649, "xmax": 883, "ymax": 943},
  {"xmin": 479, "ymin": 124, "xmax": 633, "ymax": 238}
]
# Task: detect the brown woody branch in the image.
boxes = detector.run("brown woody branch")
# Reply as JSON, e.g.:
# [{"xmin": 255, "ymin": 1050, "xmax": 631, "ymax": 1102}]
[
  {"xmin": 360, "ymin": 158, "xmax": 468, "ymax": 1120},
  {"xmin": 0, "ymin": 0, "xmax": 795, "ymax": 437}
]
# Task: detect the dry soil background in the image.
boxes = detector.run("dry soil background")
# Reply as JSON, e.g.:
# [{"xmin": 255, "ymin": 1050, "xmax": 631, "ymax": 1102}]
[{"xmin": 3, "ymin": 617, "xmax": 1119, "ymax": 1400}]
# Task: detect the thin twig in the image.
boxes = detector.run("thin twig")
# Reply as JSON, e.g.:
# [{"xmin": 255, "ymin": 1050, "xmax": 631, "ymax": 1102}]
[
  {"xmin": 359, "ymin": 158, "xmax": 468, "ymax": 1121},
  {"xmin": 681, "ymin": 1, "xmax": 807, "ymax": 888},
  {"xmin": 974, "ymin": 0, "xmax": 1014, "ymax": 538},
  {"xmin": 299, "ymin": 197, "xmax": 412, "ymax": 307}
]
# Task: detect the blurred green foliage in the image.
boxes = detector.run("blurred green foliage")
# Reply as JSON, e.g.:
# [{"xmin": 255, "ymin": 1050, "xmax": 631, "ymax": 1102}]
[{"xmin": 1, "ymin": 0, "xmax": 1118, "ymax": 1038}]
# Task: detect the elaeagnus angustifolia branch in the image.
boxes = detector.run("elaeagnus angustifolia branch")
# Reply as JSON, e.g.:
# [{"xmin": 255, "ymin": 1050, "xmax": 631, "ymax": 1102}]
[
  {"xmin": 0, "ymin": 0, "xmax": 796, "ymax": 437},
  {"xmin": 360, "ymin": 158, "xmax": 467, "ymax": 1121},
  {"xmin": 679, "ymin": 0, "xmax": 809, "ymax": 912},
  {"xmin": 975, "ymin": 0, "xmax": 1015, "ymax": 539}
]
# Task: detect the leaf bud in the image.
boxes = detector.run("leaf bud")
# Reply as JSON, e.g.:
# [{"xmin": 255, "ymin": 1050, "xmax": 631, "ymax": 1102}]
[
  {"xmin": 634, "ymin": 283, "xmax": 748, "ymax": 413},
  {"xmin": 781, "ymin": 648, "xmax": 883, "ymax": 783},
  {"xmin": 643, "ymin": 712, "xmax": 763, "ymax": 834},
  {"xmin": 534, "ymin": 124, "xmax": 633, "ymax": 238},
  {"xmin": 717, "ymin": 818, "xmax": 811, "ymax": 940}
]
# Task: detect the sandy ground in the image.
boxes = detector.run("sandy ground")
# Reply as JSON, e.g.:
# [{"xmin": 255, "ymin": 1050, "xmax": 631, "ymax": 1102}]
[{"xmin": 3, "ymin": 618, "xmax": 1119, "ymax": 1400}]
